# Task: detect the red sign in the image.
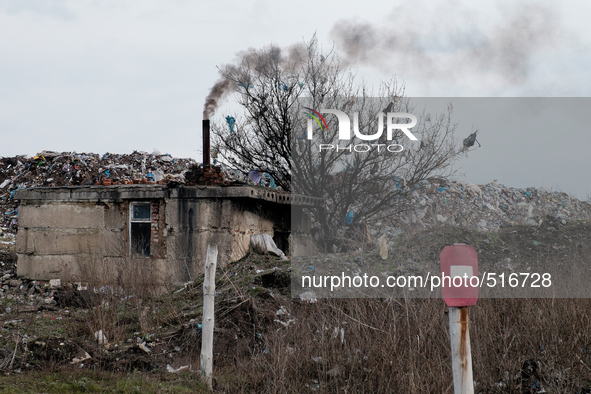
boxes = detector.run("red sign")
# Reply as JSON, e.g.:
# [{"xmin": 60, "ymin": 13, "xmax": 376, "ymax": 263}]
[{"xmin": 440, "ymin": 243, "xmax": 479, "ymax": 307}]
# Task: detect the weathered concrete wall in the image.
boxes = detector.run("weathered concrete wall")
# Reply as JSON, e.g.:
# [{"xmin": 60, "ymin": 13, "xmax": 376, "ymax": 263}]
[
  {"xmin": 16, "ymin": 201, "xmax": 127, "ymax": 281},
  {"xmin": 14, "ymin": 185, "xmax": 317, "ymax": 287},
  {"xmin": 164, "ymin": 197, "xmax": 289, "ymax": 282},
  {"xmin": 290, "ymin": 206, "xmax": 316, "ymax": 256}
]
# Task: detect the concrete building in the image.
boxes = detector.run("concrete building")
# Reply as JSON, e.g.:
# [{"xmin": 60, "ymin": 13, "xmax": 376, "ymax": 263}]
[{"xmin": 14, "ymin": 185, "xmax": 317, "ymax": 288}]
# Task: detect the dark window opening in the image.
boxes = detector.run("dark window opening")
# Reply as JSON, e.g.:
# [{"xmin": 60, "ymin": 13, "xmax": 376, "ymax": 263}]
[
  {"xmin": 131, "ymin": 222, "xmax": 151, "ymax": 256},
  {"xmin": 273, "ymin": 231, "xmax": 289, "ymax": 254},
  {"xmin": 130, "ymin": 202, "xmax": 151, "ymax": 257}
]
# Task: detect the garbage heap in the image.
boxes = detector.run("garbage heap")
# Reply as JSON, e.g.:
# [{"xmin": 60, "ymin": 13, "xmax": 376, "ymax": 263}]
[
  {"xmin": 2, "ymin": 151, "xmax": 591, "ymax": 237},
  {"xmin": 384, "ymin": 178, "xmax": 591, "ymax": 232},
  {"xmin": 0, "ymin": 150, "xmax": 197, "ymax": 234}
]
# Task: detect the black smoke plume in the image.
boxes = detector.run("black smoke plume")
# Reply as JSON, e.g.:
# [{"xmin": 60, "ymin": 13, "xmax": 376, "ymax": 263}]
[{"xmin": 203, "ymin": 78, "xmax": 232, "ymax": 119}]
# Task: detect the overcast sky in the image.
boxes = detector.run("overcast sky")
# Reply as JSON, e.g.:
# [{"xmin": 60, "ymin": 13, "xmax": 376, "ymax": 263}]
[{"xmin": 1, "ymin": 0, "xmax": 591, "ymax": 197}]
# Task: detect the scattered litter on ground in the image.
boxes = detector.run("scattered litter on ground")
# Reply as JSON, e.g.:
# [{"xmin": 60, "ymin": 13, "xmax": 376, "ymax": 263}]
[
  {"xmin": 137, "ymin": 339, "xmax": 151, "ymax": 354},
  {"xmin": 49, "ymin": 279, "xmax": 61, "ymax": 289},
  {"xmin": 378, "ymin": 234, "xmax": 388, "ymax": 260},
  {"xmin": 250, "ymin": 234, "xmax": 288, "ymax": 260},
  {"xmin": 94, "ymin": 330, "xmax": 107, "ymax": 346},
  {"xmin": 70, "ymin": 350, "xmax": 91, "ymax": 365},
  {"xmin": 166, "ymin": 364, "xmax": 189, "ymax": 373}
]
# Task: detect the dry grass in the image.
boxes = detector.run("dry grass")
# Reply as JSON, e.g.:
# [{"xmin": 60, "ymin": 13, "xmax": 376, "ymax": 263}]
[{"xmin": 209, "ymin": 297, "xmax": 591, "ymax": 393}]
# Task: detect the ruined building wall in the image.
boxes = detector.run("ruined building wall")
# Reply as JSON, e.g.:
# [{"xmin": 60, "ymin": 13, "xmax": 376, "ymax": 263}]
[
  {"xmin": 14, "ymin": 186, "xmax": 297, "ymax": 288},
  {"xmin": 164, "ymin": 198, "xmax": 287, "ymax": 282}
]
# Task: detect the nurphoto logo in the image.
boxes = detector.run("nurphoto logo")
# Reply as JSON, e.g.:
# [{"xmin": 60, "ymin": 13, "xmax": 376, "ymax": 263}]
[{"xmin": 303, "ymin": 108, "xmax": 419, "ymax": 153}]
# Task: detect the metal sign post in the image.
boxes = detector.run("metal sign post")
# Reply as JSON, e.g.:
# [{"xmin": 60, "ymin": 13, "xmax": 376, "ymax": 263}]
[
  {"xmin": 448, "ymin": 306, "xmax": 474, "ymax": 394},
  {"xmin": 440, "ymin": 244, "xmax": 479, "ymax": 394}
]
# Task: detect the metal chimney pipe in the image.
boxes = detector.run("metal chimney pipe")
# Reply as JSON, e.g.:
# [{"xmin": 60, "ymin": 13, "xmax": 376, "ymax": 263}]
[{"xmin": 202, "ymin": 119, "xmax": 210, "ymax": 167}]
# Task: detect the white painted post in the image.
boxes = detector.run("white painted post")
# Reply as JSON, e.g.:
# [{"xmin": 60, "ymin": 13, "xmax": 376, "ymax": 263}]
[
  {"xmin": 201, "ymin": 244, "xmax": 218, "ymax": 390},
  {"xmin": 449, "ymin": 306, "xmax": 474, "ymax": 394}
]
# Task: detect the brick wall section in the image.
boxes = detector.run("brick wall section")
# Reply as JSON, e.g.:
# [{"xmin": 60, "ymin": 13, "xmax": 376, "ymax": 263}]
[
  {"xmin": 120, "ymin": 202, "xmax": 129, "ymax": 245},
  {"xmin": 150, "ymin": 200, "xmax": 160, "ymax": 258},
  {"xmin": 185, "ymin": 164, "xmax": 232, "ymax": 186},
  {"xmin": 158, "ymin": 200, "xmax": 166, "ymax": 258}
]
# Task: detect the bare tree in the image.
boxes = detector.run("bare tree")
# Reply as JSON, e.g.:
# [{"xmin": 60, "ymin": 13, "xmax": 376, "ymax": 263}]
[{"xmin": 210, "ymin": 37, "xmax": 462, "ymax": 247}]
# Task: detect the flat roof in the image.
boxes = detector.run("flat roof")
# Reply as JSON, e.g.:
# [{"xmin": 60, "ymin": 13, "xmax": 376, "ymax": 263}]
[{"xmin": 14, "ymin": 185, "xmax": 323, "ymax": 207}]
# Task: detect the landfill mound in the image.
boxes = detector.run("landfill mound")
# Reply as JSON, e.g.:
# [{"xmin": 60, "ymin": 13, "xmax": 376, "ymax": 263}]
[
  {"xmin": 2, "ymin": 151, "xmax": 591, "ymax": 237},
  {"xmin": 384, "ymin": 178, "xmax": 591, "ymax": 232},
  {"xmin": 0, "ymin": 150, "xmax": 197, "ymax": 234}
]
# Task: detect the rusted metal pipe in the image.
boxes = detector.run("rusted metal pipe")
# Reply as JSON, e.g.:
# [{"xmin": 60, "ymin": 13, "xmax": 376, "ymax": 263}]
[
  {"xmin": 202, "ymin": 119, "xmax": 210, "ymax": 167},
  {"xmin": 449, "ymin": 306, "xmax": 474, "ymax": 394}
]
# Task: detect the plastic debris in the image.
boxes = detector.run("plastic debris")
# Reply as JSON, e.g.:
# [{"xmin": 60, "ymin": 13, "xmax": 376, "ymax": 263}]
[
  {"xmin": 49, "ymin": 279, "xmax": 61, "ymax": 289},
  {"xmin": 332, "ymin": 327, "xmax": 345, "ymax": 344},
  {"xmin": 250, "ymin": 234, "xmax": 287, "ymax": 260},
  {"xmin": 226, "ymin": 116, "xmax": 235, "ymax": 133},
  {"xmin": 137, "ymin": 338, "xmax": 151, "ymax": 353},
  {"xmin": 394, "ymin": 176, "xmax": 402, "ymax": 191},
  {"xmin": 276, "ymin": 306, "xmax": 287, "ymax": 316},
  {"xmin": 71, "ymin": 351, "xmax": 92, "ymax": 364},
  {"xmin": 345, "ymin": 210, "xmax": 354, "ymax": 225},
  {"xmin": 264, "ymin": 173, "xmax": 277, "ymax": 189},
  {"xmin": 94, "ymin": 330, "xmax": 107, "ymax": 345},
  {"xmin": 248, "ymin": 170, "xmax": 262, "ymax": 184},
  {"xmin": 378, "ymin": 234, "xmax": 388, "ymax": 260},
  {"xmin": 167, "ymin": 364, "xmax": 189, "ymax": 373},
  {"xmin": 299, "ymin": 291, "xmax": 318, "ymax": 303}
]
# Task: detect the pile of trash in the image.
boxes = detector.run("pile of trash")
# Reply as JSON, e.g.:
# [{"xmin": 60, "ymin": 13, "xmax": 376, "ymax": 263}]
[
  {"xmin": 0, "ymin": 150, "xmax": 197, "ymax": 234},
  {"xmin": 384, "ymin": 178, "xmax": 591, "ymax": 232},
  {"xmin": 3, "ymin": 150, "xmax": 591, "ymax": 237}
]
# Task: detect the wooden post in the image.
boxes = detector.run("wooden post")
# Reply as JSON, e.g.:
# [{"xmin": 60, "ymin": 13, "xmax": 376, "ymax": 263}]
[
  {"xmin": 449, "ymin": 306, "xmax": 474, "ymax": 394},
  {"xmin": 201, "ymin": 244, "xmax": 218, "ymax": 390}
]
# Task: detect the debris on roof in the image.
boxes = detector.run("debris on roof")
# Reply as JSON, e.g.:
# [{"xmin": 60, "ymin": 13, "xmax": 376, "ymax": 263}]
[{"xmin": 0, "ymin": 150, "xmax": 196, "ymax": 233}]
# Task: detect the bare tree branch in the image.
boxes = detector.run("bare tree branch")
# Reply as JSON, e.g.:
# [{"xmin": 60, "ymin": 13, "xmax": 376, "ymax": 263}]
[{"xmin": 210, "ymin": 37, "xmax": 462, "ymax": 249}]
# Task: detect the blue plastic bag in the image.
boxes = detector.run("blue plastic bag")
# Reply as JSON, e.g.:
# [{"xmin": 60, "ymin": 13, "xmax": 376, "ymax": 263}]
[{"xmin": 345, "ymin": 210, "xmax": 354, "ymax": 225}]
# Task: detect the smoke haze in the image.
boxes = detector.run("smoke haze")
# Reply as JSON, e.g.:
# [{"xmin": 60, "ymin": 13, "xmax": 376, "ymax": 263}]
[
  {"xmin": 204, "ymin": 2, "xmax": 562, "ymax": 117},
  {"xmin": 331, "ymin": 2, "xmax": 559, "ymax": 86}
]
